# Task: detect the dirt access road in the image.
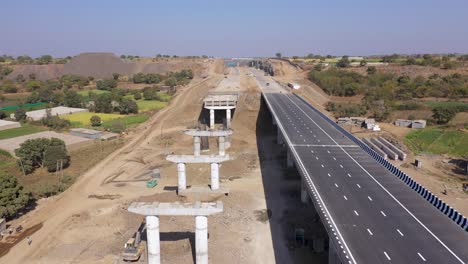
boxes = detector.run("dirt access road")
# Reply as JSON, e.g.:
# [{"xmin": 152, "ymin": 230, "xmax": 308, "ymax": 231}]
[{"xmin": 1, "ymin": 64, "xmax": 286, "ymax": 264}]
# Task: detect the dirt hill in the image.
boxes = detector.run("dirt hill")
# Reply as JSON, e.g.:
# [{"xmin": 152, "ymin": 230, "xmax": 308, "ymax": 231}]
[{"xmin": 7, "ymin": 53, "xmax": 212, "ymax": 81}]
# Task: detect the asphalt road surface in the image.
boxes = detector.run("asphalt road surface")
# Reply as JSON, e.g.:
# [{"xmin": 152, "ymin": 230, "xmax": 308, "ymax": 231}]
[{"xmin": 262, "ymin": 91, "xmax": 468, "ymax": 264}]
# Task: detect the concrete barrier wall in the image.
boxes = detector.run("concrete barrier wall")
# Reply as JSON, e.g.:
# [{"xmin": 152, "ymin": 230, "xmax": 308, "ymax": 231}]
[
  {"xmin": 362, "ymin": 138, "xmax": 387, "ymax": 159},
  {"xmin": 378, "ymin": 137, "xmax": 407, "ymax": 160},
  {"xmin": 293, "ymin": 94, "xmax": 468, "ymax": 232},
  {"xmin": 370, "ymin": 137, "xmax": 399, "ymax": 160}
]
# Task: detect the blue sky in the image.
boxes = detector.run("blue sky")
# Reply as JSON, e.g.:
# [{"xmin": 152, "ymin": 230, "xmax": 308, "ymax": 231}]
[{"xmin": 1, "ymin": 0, "xmax": 467, "ymax": 57}]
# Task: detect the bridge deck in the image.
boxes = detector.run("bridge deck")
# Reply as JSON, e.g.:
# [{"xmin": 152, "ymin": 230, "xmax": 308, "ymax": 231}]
[{"xmin": 264, "ymin": 93, "xmax": 468, "ymax": 264}]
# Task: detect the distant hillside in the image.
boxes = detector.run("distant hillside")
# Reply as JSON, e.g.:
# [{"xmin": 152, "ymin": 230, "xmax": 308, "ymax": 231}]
[{"xmin": 7, "ymin": 53, "xmax": 208, "ymax": 81}]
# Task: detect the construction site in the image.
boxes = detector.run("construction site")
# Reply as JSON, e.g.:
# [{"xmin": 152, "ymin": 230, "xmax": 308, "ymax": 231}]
[{"xmin": 0, "ymin": 59, "xmax": 329, "ymax": 264}]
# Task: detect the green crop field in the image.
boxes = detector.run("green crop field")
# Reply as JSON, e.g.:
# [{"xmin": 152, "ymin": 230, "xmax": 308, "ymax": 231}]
[
  {"xmin": 102, "ymin": 114, "xmax": 150, "ymax": 132},
  {"xmin": 61, "ymin": 112, "xmax": 124, "ymax": 126},
  {"xmin": 405, "ymin": 128, "xmax": 468, "ymax": 156},
  {"xmin": 0, "ymin": 124, "xmax": 46, "ymax": 140},
  {"xmin": 136, "ymin": 100, "xmax": 168, "ymax": 112}
]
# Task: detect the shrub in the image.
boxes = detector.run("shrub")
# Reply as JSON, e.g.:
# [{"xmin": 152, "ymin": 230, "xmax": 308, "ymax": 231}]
[
  {"xmin": 0, "ymin": 111, "xmax": 6, "ymax": 119},
  {"xmin": 0, "ymin": 174, "xmax": 30, "ymax": 219},
  {"xmin": 90, "ymin": 115, "xmax": 102, "ymax": 126},
  {"xmin": 41, "ymin": 115, "xmax": 71, "ymax": 130},
  {"xmin": 118, "ymin": 99, "xmax": 138, "ymax": 114},
  {"xmin": 134, "ymin": 92, "xmax": 142, "ymax": 100},
  {"xmin": 64, "ymin": 90, "xmax": 83, "ymax": 108}
]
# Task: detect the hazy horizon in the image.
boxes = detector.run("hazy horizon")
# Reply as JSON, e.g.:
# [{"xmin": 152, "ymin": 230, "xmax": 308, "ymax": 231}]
[{"xmin": 1, "ymin": 0, "xmax": 468, "ymax": 58}]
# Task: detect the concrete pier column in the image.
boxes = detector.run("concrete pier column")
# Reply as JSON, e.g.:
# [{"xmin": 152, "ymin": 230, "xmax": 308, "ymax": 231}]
[
  {"xmin": 146, "ymin": 216, "xmax": 161, "ymax": 264},
  {"xmin": 277, "ymin": 127, "xmax": 284, "ymax": 145},
  {"xmin": 226, "ymin": 109, "xmax": 231, "ymax": 128},
  {"xmin": 177, "ymin": 163, "xmax": 186, "ymax": 190},
  {"xmin": 210, "ymin": 163, "xmax": 219, "ymax": 190},
  {"xmin": 287, "ymin": 150, "xmax": 294, "ymax": 168},
  {"xmin": 301, "ymin": 178, "xmax": 309, "ymax": 204},
  {"xmin": 195, "ymin": 216, "xmax": 209, "ymax": 264},
  {"xmin": 328, "ymin": 240, "xmax": 340, "ymax": 264},
  {"xmin": 194, "ymin": 136, "xmax": 201, "ymax": 156},
  {"xmin": 218, "ymin": 136, "xmax": 226, "ymax": 156},
  {"xmin": 209, "ymin": 109, "xmax": 215, "ymax": 129}
]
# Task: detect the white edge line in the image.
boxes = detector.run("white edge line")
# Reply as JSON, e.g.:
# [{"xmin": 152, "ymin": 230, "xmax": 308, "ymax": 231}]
[
  {"xmin": 285, "ymin": 94, "xmax": 465, "ymax": 264},
  {"xmin": 263, "ymin": 94, "xmax": 358, "ymax": 264}
]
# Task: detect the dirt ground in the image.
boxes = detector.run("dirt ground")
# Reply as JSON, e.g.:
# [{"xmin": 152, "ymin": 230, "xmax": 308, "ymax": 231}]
[{"xmin": 1, "ymin": 63, "xmax": 323, "ymax": 264}]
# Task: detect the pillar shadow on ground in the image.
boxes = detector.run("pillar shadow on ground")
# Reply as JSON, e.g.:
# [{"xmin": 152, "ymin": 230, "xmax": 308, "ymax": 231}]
[
  {"xmin": 255, "ymin": 97, "xmax": 328, "ymax": 263},
  {"xmin": 160, "ymin": 231, "xmax": 196, "ymax": 263}
]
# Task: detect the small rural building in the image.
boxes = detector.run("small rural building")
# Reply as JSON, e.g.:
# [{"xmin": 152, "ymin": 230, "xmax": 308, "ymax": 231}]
[
  {"xmin": 395, "ymin": 119, "xmax": 413, "ymax": 127},
  {"xmin": 411, "ymin": 120, "xmax": 427, "ymax": 129},
  {"xmin": 0, "ymin": 120, "xmax": 21, "ymax": 131},
  {"xmin": 364, "ymin": 118, "xmax": 376, "ymax": 129},
  {"xmin": 70, "ymin": 128, "xmax": 104, "ymax": 140},
  {"xmin": 337, "ymin": 117, "xmax": 352, "ymax": 125},
  {"xmin": 10, "ymin": 106, "xmax": 88, "ymax": 121}
]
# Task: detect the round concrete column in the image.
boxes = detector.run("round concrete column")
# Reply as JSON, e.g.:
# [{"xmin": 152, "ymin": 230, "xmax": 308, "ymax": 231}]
[
  {"xmin": 195, "ymin": 216, "xmax": 208, "ymax": 264},
  {"xmin": 226, "ymin": 109, "xmax": 231, "ymax": 128},
  {"xmin": 301, "ymin": 178, "xmax": 309, "ymax": 204},
  {"xmin": 210, "ymin": 163, "xmax": 219, "ymax": 190},
  {"xmin": 146, "ymin": 216, "xmax": 160, "ymax": 264},
  {"xmin": 177, "ymin": 163, "xmax": 186, "ymax": 190},
  {"xmin": 194, "ymin": 136, "xmax": 201, "ymax": 156},
  {"xmin": 209, "ymin": 109, "xmax": 215, "ymax": 129},
  {"xmin": 218, "ymin": 136, "xmax": 225, "ymax": 156}
]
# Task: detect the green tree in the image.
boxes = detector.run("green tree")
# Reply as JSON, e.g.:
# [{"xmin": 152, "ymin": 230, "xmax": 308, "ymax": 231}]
[
  {"xmin": 360, "ymin": 60, "xmax": 367, "ymax": 66},
  {"xmin": 313, "ymin": 64, "xmax": 323, "ymax": 71},
  {"xmin": 118, "ymin": 98, "xmax": 138, "ymax": 114},
  {"xmin": 0, "ymin": 174, "xmax": 30, "ymax": 219},
  {"xmin": 43, "ymin": 139, "xmax": 70, "ymax": 172},
  {"xmin": 15, "ymin": 74, "xmax": 26, "ymax": 83},
  {"xmin": 64, "ymin": 90, "xmax": 83, "ymax": 108},
  {"xmin": 96, "ymin": 79, "xmax": 117, "ymax": 91},
  {"xmin": 0, "ymin": 111, "xmax": 6, "ymax": 119},
  {"xmin": 14, "ymin": 108, "xmax": 27, "ymax": 121},
  {"xmin": 90, "ymin": 115, "xmax": 102, "ymax": 126},
  {"xmin": 15, "ymin": 138, "xmax": 51, "ymax": 173},
  {"xmin": 432, "ymin": 106, "xmax": 457, "ymax": 124},
  {"xmin": 367, "ymin": 66, "xmax": 377, "ymax": 75},
  {"xmin": 95, "ymin": 93, "xmax": 113, "ymax": 113},
  {"xmin": 26, "ymin": 80, "xmax": 42, "ymax": 91},
  {"xmin": 37, "ymin": 55, "xmax": 53, "ymax": 65},
  {"xmin": 275, "ymin": 52, "xmax": 282, "ymax": 58},
  {"xmin": 336, "ymin": 56, "xmax": 350, "ymax": 68},
  {"xmin": 164, "ymin": 77, "xmax": 177, "ymax": 87},
  {"xmin": 112, "ymin": 73, "xmax": 120, "ymax": 80}
]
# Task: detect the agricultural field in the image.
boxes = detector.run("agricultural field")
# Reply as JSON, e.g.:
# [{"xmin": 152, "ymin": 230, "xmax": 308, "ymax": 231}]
[
  {"xmin": 61, "ymin": 112, "xmax": 124, "ymax": 126},
  {"xmin": 0, "ymin": 123, "xmax": 46, "ymax": 140},
  {"xmin": 405, "ymin": 128, "xmax": 468, "ymax": 156},
  {"xmin": 135, "ymin": 99, "xmax": 167, "ymax": 111}
]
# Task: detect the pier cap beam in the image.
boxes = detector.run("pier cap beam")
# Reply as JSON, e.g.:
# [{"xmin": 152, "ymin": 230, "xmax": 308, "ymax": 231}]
[
  {"xmin": 128, "ymin": 201, "xmax": 223, "ymax": 216},
  {"xmin": 166, "ymin": 154, "xmax": 229, "ymax": 164},
  {"xmin": 184, "ymin": 129, "xmax": 233, "ymax": 137}
]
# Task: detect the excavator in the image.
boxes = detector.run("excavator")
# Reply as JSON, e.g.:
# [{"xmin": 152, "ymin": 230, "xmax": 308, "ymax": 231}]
[{"xmin": 122, "ymin": 231, "xmax": 145, "ymax": 262}]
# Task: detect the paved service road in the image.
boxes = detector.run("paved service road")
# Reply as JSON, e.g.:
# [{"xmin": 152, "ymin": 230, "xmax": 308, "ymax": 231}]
[{"xmin": 263, "ymin": 92, "xmax": 468, "ymax": 264}]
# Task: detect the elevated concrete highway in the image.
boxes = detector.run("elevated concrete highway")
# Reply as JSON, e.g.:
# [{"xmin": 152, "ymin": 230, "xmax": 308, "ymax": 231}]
[{"xmin": 259, "ymin": 87, "xmax": 468, "ymax": 263}]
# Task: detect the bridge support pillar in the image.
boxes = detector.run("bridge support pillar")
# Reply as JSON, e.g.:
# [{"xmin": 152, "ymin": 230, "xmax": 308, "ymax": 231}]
[
  {"xmin": 210, "ymin": 163, "xmax": 219, "ymax": 190},
  {"xmin": 226, "ymin": 109, "xmax": 231, "ymax": 129},
  {"xmin": 277, "ymin": 127, "xmax": 284, "ymax": 145},
  {"xmin": 301, "ymin": 178, "xmax": 309, "ymax": 204},
  {"xmin": 209, "ymin": 109, "xmax": 215, "ymax": 129},
  {"xmin": 194, "ymin": 136, "xmax": 201, "ymax": 156},
  {"xmin": 177, "ymin": 163, "xmax": 187, "ymax": 190},
  {"xmin": 218, "ymin": 136, "xmax": 226, "ymax": 156},
  {"xmin": 196, "ymin": 215, "xmax": 209, "ymax": 264},
  {"xmin": 287, "ymin": 150, "xmax": 294, "ymax": 168},
  {"xmin": 146, "ymin": 215, "xmax": 161, "ymax": 264},
  {"xmin": 329, "ymin": 240, "xmax": 341, "ymax": 264}
]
